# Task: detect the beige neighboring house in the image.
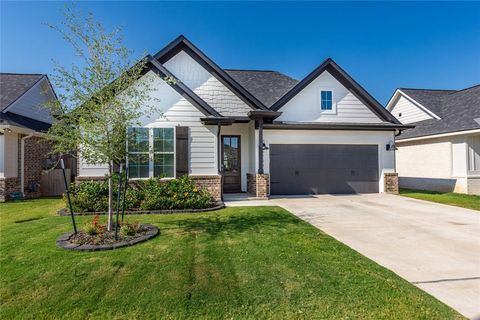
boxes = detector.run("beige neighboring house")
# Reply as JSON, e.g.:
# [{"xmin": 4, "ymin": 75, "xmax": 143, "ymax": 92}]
[
  {"xmin": 386, "ymin": 85, "xmax": 480, "ymax": 195},
  {"xmin": 0, "ymin": 73, "xmax": 56, "ymax": 201}
]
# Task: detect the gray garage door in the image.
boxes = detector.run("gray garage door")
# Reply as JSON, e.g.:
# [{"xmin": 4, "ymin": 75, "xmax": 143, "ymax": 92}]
[{"xmin": 270, "ymin": 144, "xmax": 379, "ymax": 195}]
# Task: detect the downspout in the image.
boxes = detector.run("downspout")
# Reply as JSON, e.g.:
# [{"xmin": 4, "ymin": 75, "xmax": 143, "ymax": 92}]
[{"xmin": 20, "ymin": 133, "xmax": 34, "ymax": 196}]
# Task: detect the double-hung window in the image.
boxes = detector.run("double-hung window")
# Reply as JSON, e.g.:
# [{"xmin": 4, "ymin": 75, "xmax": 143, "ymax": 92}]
[
  {"xmin": 127, "ymin": 127, "xmax": 175, "ymax": 179},
  {"xmin": 320, "ymin": 90, "xmax": 333, "ymax": 111}
]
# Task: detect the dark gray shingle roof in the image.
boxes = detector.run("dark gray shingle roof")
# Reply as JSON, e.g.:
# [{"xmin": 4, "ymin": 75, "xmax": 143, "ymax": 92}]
[
  {"xmin": 398, "ymin": 85, "xmax": 480, "ymax": 139},
  {"xmin": 0, "ymin": 73, "xmax": 44, "ymax": 111},
  {"xmin": 225, "ymin": 69, "xmax": 298, "ymax": 108},
  {"xmin": 0, "ymin": 112, "xmax": 51, "ymax": 132}
]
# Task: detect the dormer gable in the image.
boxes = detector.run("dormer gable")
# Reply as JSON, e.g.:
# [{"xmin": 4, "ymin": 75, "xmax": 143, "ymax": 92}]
[{"xmin": 386, "ymin": 89, "xmax": 441, "ymax": 124}]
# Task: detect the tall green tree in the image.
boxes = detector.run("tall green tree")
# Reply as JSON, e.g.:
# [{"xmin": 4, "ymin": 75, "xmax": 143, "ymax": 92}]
[{"xmin": 45, "ymin": 7, "xmax": 164, "ymax": 230}]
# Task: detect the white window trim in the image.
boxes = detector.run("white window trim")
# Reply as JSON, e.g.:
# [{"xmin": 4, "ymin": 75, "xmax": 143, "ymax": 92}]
[
  {"xmin": 319, "ymin": 88, "xmax": 337, "ymax": 115},
  {"xmin": 127, "ymin": 126, "xmax": 176, "ymax": 180}
]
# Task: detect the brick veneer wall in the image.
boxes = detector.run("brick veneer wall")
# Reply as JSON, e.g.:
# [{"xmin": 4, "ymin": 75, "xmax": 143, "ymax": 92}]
[
  {"xmin": 247, "ymin": 173, "xmax": 270, "ymax": 199},
  {"xmin": 190, "ymin": 175, "xmax": 222, "ymax": 202},
  {"xmin": 384, "ymin": 173, "xmax": 399, "ymax": 194},
  {"xmin": 22, "ymin": 136, "xmax": 51, "ymax": 199},
  {"xmin": 0, "ymin": 177, "xmax": 21, "ymax": 202}
]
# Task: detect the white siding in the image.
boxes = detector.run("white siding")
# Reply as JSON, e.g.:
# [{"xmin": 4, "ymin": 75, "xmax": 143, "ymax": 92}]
[
  {"xmin": 78, "ymin": 71, "xmax": 218, "ymax": 177},
  {"xmin": 277, "ymin": 71, "xmax": 383, "ymax": 123},
  {"xmin": 164, "ymin": 50, "xmax": 252, "ymax": 117},
  {"xmin": 263, "ymin": 130, "xmax": 395, "ymax": 193},
  {"xmin": 2, "ymin": 132, "xmax": 18, "ymax": 178},
  {"xmin": 6, "ymin": 78, "xmax": 53, "ymax": 123},
  {"xmin": 389, "ymin": 95, "xmax": 433, "ymax": 124}
]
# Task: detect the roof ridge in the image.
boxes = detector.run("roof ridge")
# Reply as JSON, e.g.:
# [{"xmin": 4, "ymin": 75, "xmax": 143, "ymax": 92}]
[
  {"xmin": 0, "ymin": 72, "xmax": 45, "ymax": 76},
  {"xmin": 224, "ymin": 69, "xmax": 280, "ymax": 73},
  {"xmin": 448, "ymin": 84, "xmax": 480, "ymax": 95},
  {"xmin": 400, "ymin": 87, "xmax": 456, "ymax": 92}
]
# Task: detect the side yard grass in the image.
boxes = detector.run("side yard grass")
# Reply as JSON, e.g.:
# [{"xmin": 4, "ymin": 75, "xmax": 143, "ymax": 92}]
[
  {"xmin": 0, "ymin": 198, "xmax": 463, "ymax": 319},
  {"xmin": 400, "ymin": 188, "xmax": 480, "ymax": 211}
]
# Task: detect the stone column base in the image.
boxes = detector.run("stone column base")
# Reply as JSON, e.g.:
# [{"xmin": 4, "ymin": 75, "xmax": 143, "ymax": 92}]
[
  {"xmin": 190, "ymin": 175, "xmax": 222, "ymax": 202},
  {"xmin": 0, "ymin": 177, "xmax": 21, "ymax": 202},
  {"xmin": 247, "ymin": 173, "xmax": 270, "ymax": 199},
  {"xmin": 384, "ymin": 173, "xmax": 399, "ymax": 194}
]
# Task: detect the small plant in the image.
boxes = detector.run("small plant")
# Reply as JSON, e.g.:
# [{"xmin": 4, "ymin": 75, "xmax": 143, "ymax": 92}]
[
  {"xmin": 83, "ymin": 214, "xmax": 103, "ymax": 235},
  {"xmin": 83, "ymin": 223, "xmax": 98, "ymax": 236}
]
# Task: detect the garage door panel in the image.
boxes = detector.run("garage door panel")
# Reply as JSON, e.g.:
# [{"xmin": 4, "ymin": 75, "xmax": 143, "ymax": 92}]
[{"xmin": 270, "ymin": 144, "xmax": 379, "ymax": 195}]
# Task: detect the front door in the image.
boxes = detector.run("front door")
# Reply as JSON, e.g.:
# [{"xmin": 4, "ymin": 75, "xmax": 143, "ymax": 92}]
[{"xmin": 222, "ymin": 135, "xmax": 241, "ymax": 192}]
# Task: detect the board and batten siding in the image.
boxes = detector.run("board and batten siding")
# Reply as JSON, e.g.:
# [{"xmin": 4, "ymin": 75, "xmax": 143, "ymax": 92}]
[
  {"xmin": 78, "ymin": 71, "xmax": 218, "ymax": 177},
  {"xmin": 277, "ymin": 71, "xmax": 383, "ymax": 123},
  {"xmin": 389, "ymin": 95, "xmax": 433, "ymax": 124},
  {"xmin": 5, "ymin": 78, "xmax": 54, "ymax": 124},
  {"xmin": 164, "ymin": 50, "xmax": 252, "ymax": 117}
]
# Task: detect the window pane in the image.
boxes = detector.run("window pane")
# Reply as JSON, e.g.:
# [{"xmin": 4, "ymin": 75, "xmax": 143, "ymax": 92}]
[
  {"xmin": 128, "ymin": 153, "xmax": 149, "ymax": 178},
  {"xmin": 320, "ymin": 91, "xmax": 333, "ymax": 110},
  {"xmin": 153, "ymin": 128, "xmax": 174, "ymax": 153},
  {"xmin": 154, "ymin": 154, "xmax": 174, "ymax": 178},
  {"xmin": 128, "ymin": 128, "xmax": 149, "ymax": 153}
]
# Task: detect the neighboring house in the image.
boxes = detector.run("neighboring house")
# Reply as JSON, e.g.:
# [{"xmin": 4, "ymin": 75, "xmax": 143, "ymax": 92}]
[
  {"xmin": 386, "ymin": 86, "xmax": 480, "ymax": 195},
  {"xmin": 77, "ymin": 35, "xmax": 409, "ymax": 200},
  {"xmin": 0, "ymin": 73, "xmax": 56, "ymax": 201}
]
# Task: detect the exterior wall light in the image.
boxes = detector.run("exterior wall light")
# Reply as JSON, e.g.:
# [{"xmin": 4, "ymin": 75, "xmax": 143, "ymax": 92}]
[{"xmin": 386, "ymin": 141, "xmax": 397, "ymax": 151}]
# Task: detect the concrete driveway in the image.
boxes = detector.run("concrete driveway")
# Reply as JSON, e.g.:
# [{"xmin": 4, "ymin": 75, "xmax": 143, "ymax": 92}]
[{"xmin": 225, "ymin": 193, "xmax": 480, "ymax": 319}]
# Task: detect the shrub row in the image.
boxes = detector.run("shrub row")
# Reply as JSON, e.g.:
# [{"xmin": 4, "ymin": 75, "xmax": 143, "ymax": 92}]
[{"xmin": 65, "ymin": 175, "xmax": 214, "ymax": 212}]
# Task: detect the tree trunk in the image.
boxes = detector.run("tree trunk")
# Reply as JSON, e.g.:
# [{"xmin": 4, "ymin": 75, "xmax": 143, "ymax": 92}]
[{"xmin": 107, "ymin": 161, "xmax": 113, "ymax": 231}]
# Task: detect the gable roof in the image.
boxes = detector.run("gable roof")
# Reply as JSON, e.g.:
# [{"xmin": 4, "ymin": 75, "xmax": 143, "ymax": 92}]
[
  {"xmin": 395, "ymin": 85, "xmax": 480, "ymax": 140},
  {"xmin": 0, "ymin": 73, "xmax": 44, "ymax": 111},
  {"xmin": 225, "ymin": 69, "xmax": 298, "ymax": 108},
  {"xmin": 153, "ymin": 35, "xmax": 269, "ymax": 111},
  {"xmin": 269, "ymin": 58, "xmax": 400, "ymax": 124},
  {"xmin": 147, "ymin": 56, "xmax": 221, "ymax": 117}
]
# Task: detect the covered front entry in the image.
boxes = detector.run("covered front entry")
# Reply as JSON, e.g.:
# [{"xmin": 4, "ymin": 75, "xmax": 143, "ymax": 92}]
[{"xmin": 270, "ymin": 144, "xmax": 379, "ymax": 195}]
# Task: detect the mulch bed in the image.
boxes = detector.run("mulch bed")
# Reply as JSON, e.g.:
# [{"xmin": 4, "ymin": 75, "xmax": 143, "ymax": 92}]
[
  {"xmin": 56, "ymin": 224, "xmax": 159, "ymax": 251},
  {"xmin": 57, "ymin": 203, "xmax": 225, "ymax": 216}
]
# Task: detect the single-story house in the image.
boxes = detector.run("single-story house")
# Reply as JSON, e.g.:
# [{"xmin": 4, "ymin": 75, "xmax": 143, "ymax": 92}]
[
  {"xmin": 77, "ymin": 35, "xmax": 410, "ymax": 200},
  {"xmin": 386, "ymin": 86, "xmax": 480, "ymax": 195},
  {"xmin": 0, "ymin": 73, "xmax": 56, "ymax": 201}
]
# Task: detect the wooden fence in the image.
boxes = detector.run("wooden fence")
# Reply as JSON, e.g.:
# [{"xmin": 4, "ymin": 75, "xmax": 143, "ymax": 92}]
[{"xmin": 40, "ymin": 169, "xmax": 70, "ymax": 196}]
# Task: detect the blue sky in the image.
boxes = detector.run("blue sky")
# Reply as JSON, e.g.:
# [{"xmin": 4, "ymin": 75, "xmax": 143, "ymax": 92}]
[{"xmin": 1, "ymin": 1, "xmax": 479, "ymax": 105}]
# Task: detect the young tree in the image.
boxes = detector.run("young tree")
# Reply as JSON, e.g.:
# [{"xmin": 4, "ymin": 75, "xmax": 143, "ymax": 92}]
[{"xmin": 45, "ymin": 7, "xmax": 163, "ymax": 230}]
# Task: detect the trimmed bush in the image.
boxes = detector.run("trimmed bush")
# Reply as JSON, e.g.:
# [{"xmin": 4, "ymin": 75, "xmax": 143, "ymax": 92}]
[{"xmin": 65, "ymin": 175, "xmax": 214, "ymax": 212}]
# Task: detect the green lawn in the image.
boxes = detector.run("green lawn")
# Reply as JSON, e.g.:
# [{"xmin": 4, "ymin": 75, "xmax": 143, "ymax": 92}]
[
  {"xmin": 0, "ymin": 198, "xmax": 462, "ymax": 319},
  {"xmin": 400, "ymin": 188, "xmax": 480, "ymax": 211}
]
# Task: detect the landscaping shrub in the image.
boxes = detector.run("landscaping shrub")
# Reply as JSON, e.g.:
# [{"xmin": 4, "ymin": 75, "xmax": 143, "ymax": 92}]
[{"xmin": 66, "ymin": 175, "xmax": 214, "ymax": 212}]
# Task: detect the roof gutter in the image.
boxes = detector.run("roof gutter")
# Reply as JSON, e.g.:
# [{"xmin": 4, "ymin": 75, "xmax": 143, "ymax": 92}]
[
  {"xmin": 397, "ymin": 128, "xmax": 480, "ymax": 143},
  {"xmin": 264, "ymin": 122, "xmax": 414, "ymax": 131}
]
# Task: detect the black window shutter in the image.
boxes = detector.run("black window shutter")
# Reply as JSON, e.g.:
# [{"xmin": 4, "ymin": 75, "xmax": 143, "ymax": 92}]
[{"xmin": 175, "ymin": 126, "xmax": 189, "ymax": 177}]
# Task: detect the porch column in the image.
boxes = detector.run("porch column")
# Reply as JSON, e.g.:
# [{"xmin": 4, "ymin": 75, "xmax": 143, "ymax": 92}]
[{"xmin": 258, "ymin": 118, "xmax": 264, "ymax": 174}]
